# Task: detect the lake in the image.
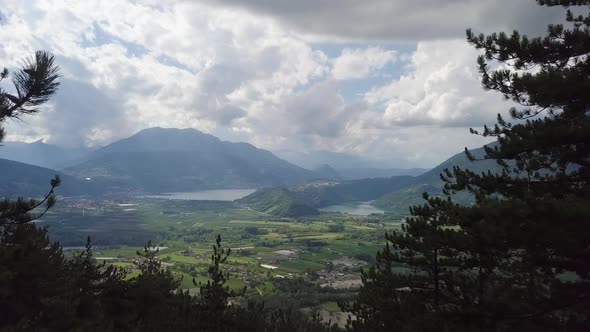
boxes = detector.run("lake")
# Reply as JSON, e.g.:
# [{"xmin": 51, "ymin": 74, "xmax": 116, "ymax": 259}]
[
  {"xmin": 319, "ymin": 201, "xmax": 385, "ymax": 216},
  {"xmin": 140, "ymin": 189, "xmax": 256, "ymax": 201}
]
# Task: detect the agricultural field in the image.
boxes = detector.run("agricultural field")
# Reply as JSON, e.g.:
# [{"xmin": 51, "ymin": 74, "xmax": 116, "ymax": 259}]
[{"xmin": 42, "ymin": 196, "xmax": 404, "ymax": 321}]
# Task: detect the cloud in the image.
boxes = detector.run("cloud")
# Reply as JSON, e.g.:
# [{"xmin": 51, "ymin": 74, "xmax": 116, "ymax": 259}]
[
  {"xmin": 37, "ymin": 79, "xmax": 131, "ymax": 147},
  {"xmin": 364, "ymin": 39, "xmax": 511, "ymax": 128},
  {"xmin": 252, "ymin": 38, "xmax": 506, "ymax": 167},
  {"xmin": 332, "ymin": 47, "xmax": 397, "ymax": 80},
  {"xmin": 268, "ymin": 80, "xmax": 364, "ymax": 138},
  {"xmin": 211, "ymin": 105, "xmax": 247, "ymax": 125},
  {"xmin": 343, "ymin": 126, "xmax": 493, "ymax": 168},
  {"xmin": 0, "ymin": 0, "xmax": 554, "ymax": 167},
  {"xmin": 198, "ymin": 0, "xmax": 567, "ymax": 41},
  {"xmin": 0, "ymin": 0, "xmax": 329, "ymax": 146}
]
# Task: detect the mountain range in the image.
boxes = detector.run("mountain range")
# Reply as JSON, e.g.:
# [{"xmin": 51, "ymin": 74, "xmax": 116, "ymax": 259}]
[
  {"xmin": 0, "ymin": 127, "xmax": 498, "ymax": 210},
  {"xmin": 239, "ymin": 145, "xmax": 503, "ymax": 217},
  {"xmin": 62, "ymin": 127, "xmax": 323, "ymax": 192},
  {"xmin": 334, "ymin": 167, "xmax": 429, "ymax": 180},
  {"xmin": 275, "ymin": 149, "xmax": 430, "ymax": 180},
  {"xmin": 0, "ymin": 128, "xmax": 331, "ymax": 196}
]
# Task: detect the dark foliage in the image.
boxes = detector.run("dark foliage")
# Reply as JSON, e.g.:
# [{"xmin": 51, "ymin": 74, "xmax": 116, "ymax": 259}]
[
  {"xmin": 0, "ymin": 224, "xmax": 341, "ymax": 331},
  {"xmin": 345, "ymin": 2, "xmax": 590, "ymax": 331}
]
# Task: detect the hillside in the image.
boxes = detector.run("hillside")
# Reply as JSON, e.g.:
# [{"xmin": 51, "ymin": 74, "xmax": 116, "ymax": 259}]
[
  {"xmin": 373, "ymin": 145, "xmax": 501, "ymax": 213},
  {"xmin": 291, "ymin": 176, "xmax": 417, "ymax": 207},
  {"xmin": 412, "ymin": 145, "xmax": 498, "ymax": 185},
  {"xmin": 248, "ymin": 147, "xmax": 495, "ymax": 213},
  {"xmin": 239, "ymin": 175, "xmax": 417, "ymax": 217},
  {"xmin": 236, "ymin": 187, "xmax": 319, "ymax": 217},
  {"xmin": 372, "ymin": 184, "xmax": 440, "ymax": 215},
  {"xmin": 0, "ymin": 158, "xmax": 99, "ymax": 198},
  {"xmin": 64, "ymin": 128, "xmax": 318, "ymax": 193},
  {"xmin": 240, "ymin": 144, "xmax": 504, "ymax": 217}
]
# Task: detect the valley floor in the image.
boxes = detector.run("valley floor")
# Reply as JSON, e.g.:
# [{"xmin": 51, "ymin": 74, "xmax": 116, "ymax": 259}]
[{"xmin": 41, "ymin": 196, "xmax": 404, "ymax": 325}]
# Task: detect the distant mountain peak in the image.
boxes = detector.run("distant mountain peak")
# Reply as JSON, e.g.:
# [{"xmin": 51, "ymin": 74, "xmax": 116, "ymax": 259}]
[
  {"xmin": 132, "ymin": 127, "xmax": 218, "ymax": 140},
  {"xmin": 63, "ymin": 127, "xmax": 317, "ymax": 192},
  {"xmin": 96, "ymin": 127, "xmax": 223, "ymax": 154}
]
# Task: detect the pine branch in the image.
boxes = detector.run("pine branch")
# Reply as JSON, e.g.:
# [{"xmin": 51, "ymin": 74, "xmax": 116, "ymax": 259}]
[
  {"xmin": 0, "ymin": 51, "xmax": 60, "ymax": 123},
  {"xmin": 1, "ymin": 175, "xmax": 61, "ymax": 225}
]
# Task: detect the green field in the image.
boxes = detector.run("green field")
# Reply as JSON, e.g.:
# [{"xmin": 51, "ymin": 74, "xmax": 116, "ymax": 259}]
[{"xmin": 52, "ymin": 197, "xmax": 402, "ymax": 320}]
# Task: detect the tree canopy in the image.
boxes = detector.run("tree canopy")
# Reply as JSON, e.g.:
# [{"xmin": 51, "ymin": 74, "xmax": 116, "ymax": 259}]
[{"xmin": 344, "ymin": 1, "xmax": 590, "ymax": 331}]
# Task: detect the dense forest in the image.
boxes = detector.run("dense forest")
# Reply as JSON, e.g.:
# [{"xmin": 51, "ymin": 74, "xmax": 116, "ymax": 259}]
[{"xmin": 1, "ymin": 1, "xmax": 589, "ymax": 331}]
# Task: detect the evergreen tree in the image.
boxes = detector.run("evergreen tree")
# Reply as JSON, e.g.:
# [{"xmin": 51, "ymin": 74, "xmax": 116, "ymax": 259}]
[
  {"xmin": 342, "ymin": 196, "xmax": 469, "ymax": 332},
  {"xmin": 0, "ymin": 223, "xmax": 69, "ymax": 330},
  {"xmin": 0, "ymin": 51, "xmax": 66, "ymax": 331},
  {"xmin": 197, "ymin": 234, "xmax": 233, "ymax": 312},
  {"xmin": 67, "ymin": 237, "xmax": 128, "ymax": 330},
  {"xmin": 0, "ymin": 51, "xmax": 61, "ymax": 226},
  {"xmin": 449, "ymin": 0, "xmax": 590, "ymax": 328},
  {"xmin": 346, "ymin": 1, "xmax": 590, "ymax": 331}
]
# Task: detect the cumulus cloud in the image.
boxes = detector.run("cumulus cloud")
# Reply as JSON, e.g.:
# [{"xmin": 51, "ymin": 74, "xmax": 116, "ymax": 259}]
[
  {"xmin": 364, "ymin": 39, "xmax": 511, "ymax": 128},
  {"xmin": 45, "ymin": 79, "xmax": 131, "ymax": 146},
  {"xmin": 259, "ymin": 80, "xmax": 364, "ymax": 138},
  {"xmin": 344, "ymin": 126, "xmax": 493, "ymax": 168},
  {"xmin": 332, "ymin": 47, "xmax": 397, "ymax": 80},
  {"xmin": 0, "ymin": 0, "xmax": 553, "ymax": 167},
  {"xmin": 198, "ymin": 0, "xmax": 566, "ymax": 41},
  {"xmin": 0, "ymin": 0, "xmax": 329, "ymax": 146}
]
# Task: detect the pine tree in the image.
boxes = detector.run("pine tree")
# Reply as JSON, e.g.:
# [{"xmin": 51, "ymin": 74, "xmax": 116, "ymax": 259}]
[
  {"xmin": 0, "ymin": 223, "xmax": 69, "ymax": 329},
  {"xmin": 341, "ymin": 196, "xmax": 469, "ymax": 332},
  {"xmin": 67, "ymin": 237, "xmax": 127, "ymax": 330},
  {"xmin": 197, "ymin": 234, "xmax": 233, "ymax": 312},
  {"xmin": 0, "ymin": 51, "xmax": 67, "ymax": 330},
  {"xmin": 347, "ymin": 1, "xmax": 590, "ymax": 331},
  {"xmin": 446, "ymin": 1, "xmax": 590, "ymax": 328},
  {"xmin": 0, "ymin": 51, "xmax": 61, "ymax": 226}
]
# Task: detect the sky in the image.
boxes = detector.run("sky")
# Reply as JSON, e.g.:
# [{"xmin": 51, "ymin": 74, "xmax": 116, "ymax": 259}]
[{"xmin": 0, "ymin": 0, "xmax": 566, "ymax": 168}]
